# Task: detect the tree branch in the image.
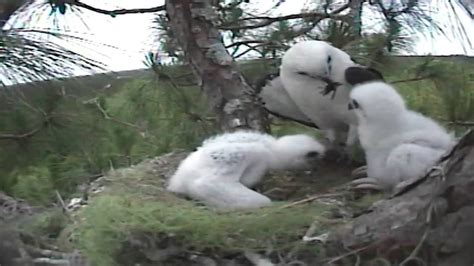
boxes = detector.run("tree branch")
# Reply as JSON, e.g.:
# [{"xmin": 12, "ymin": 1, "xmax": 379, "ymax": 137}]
[
  {"xmin": 390, "ymin": 76, "xmax": 431, "ymax": 84},
  {"xmin": 67, "ymin": 1, "xmax": 165, "ymax": 16},
  {"xmin": 225, "ymin": 40, "xmax": 269, "ymax": 49},
  {"xmin": 219, "ymin": 12, "xmax": 348, "ymax": 30},
  {"xmin": 447, "ymin": 121, "xmax": 474, "ymax": 127},
  {"xmin": 86, "ymin": 97, "xmax": 142, "ymax": 130},
  {"xmin": 0, "ymin": 126, "xmax": 44, "ymax": 140},
  {"xmin": 0, "ymin": 112, "xmax": 52, "ymax": 141},
  {"xmin": 232, "ymin": 41, "xmax": 287, "ymax": 59}
]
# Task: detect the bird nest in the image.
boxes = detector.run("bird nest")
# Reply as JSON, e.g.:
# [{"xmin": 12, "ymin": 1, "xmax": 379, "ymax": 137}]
[{"xmin": 55, "ymin": 149, "xmax": 383, "ymax": 265}]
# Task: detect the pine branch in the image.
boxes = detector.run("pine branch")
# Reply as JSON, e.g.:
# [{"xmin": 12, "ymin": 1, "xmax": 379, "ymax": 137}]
[
  {"xmin": 87, "ymin": 97, "xmax": 141, "ymax": 130},
  {"xmin": 67, "ymin": 1, "xmax": 165, "ymax": 16},
  {"xmin": 0, "ymin": 126, "xmax": 44, "ymax": 140},
  {"xmin": 219, "ymin": 12, "xmax": 349, "ymax": 30},
  {"xmin": 390, "ymin": 76, "xmax": 431, "ymax": 84},
  {"xmin": 0, "ymin": 115, "xmax": 52, "ymax": 141},
  {"xmin": 225, "ymin": 40, "xmax": 269, "ymax": 49},
  {"xmin": 447, "ymin": 121, "xmax": 474, "ymax": 127}
]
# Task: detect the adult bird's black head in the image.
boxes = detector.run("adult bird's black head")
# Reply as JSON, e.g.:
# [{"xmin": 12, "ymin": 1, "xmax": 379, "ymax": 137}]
[{"xmin": 344, "ymin": 66, "xmax": 385, "ymax": 86}]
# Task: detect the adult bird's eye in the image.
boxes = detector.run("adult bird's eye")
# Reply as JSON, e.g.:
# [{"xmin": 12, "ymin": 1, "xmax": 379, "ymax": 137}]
[{"xmin": 306, "ymin": 151, "xmax": 320, "ymax": 158}]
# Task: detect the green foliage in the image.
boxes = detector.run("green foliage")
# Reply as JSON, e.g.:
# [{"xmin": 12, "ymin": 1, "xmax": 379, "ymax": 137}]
[
  {"xmin": 0, "ymin": 29, "xmax": 103, "ymax": 85},
  {"xmin": 46, "ymin": 155, "xmax": 90, "ymax": 195},
  {"xmin": 0, "ymin": 71, "xmax": 214, "ymax": 202},
  {"xmin": 60, "ymin": 150, "xmax": 341, "ymax": 265},
  {"xmin": 392, "ymin": 58, "xmax": 474, "ymax": 134},
  {"xmin": 104, "ymin": 76, "xmax": 214, "ymax": 161},
  {"xmin": 0, "ymin": 56, "xmax": 472, "ymax": 207},
  {"xmin": 10, "ymin": 166, "xmax": 54, "ymax": 205},
  {"xmin": 420, "ymin": 60, "xmax": 474, "ymax": 123},
  {"xmin": 322, "ymin": 21, "xmax": 355, "ymax": 49},
  {"xmin": 74, "ymin": 195, "xmax": 330, "ymax": 266},
  {"xmin": 20, "ymin": 209, "xmax": 69, "ymax": 239}
]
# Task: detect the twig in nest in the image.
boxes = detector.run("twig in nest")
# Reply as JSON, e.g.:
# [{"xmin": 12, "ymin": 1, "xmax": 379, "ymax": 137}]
[
  {"xmin": 31, "ymin": 258, "xmax": 70, "ymax": 265},
  {"xmin": 325, "ymin": 245, "xmax": 371, "ymax": 265},
  {"xmin": 399, "ymin": 230, "xmax": 429, "ymax": 266},
  {"xmin": 279, "ymin": 193, "xmax": 345, "ymax": 209},
  {"xmin": 244, "ymin": 251, "xmax": 275, "ymax": 266},
  {"xmin": 302, "ymin": 220, "xmax": 329, "ymax": 244},
  {"xmin": 55, "ymin": 190, "xmax": 69, "ymax": 214}
]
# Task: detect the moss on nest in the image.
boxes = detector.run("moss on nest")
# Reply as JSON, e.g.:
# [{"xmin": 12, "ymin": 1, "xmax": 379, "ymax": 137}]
[
  {"xmin": 62, "ymin": 152, "xmax": 346, "ymax": 265},
  {"xmin": 74, "ymin": 194, "xmax": 332, "ymax": 265}
]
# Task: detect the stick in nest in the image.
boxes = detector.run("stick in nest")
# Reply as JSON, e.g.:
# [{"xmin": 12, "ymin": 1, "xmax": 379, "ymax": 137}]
[{"xmin": 279, "ymin": 193, "xmax": 346, "ymax": 209}]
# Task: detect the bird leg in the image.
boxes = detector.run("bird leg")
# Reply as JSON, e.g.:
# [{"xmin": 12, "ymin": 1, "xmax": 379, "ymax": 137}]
[
  {"xmin": 323, "ymin": 143, "xmax": 350, "ymax": 164},
  {"xmin": 322, "ymin": 130, "xmax": 354, "ymax": 164},
  {"xmin": 345, "ymin": 124, "xmax": 358, "ymax": 147}
]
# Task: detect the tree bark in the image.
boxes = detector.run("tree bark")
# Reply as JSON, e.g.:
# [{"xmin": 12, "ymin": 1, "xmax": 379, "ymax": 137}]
[
  {"xmin": 0, "ymin": 0, "xmax": 29, "ymax": 28},
  {"xmin": 327, "ymin": 130, "xmax": 474, "ymax": 265},
  {"xmin": 166, "ymin": 0, "xmax": 269, "ymax": 132},
  {"xmin": 347, "ymin": 0, "xmax": 365, "ymax": 37}
]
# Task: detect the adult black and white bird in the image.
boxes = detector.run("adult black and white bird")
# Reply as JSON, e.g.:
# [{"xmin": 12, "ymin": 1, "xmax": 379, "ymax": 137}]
[
  {"xmin": 348, "ymin": 81, "xmax": 455, "ymax": 191},
  {"xmin": 257, "ymin": 40, "xmax": 384, "ymax": 154},
  {"xmin": 166, "ymin": 131, "xmax": 326, "ymax": 210}
]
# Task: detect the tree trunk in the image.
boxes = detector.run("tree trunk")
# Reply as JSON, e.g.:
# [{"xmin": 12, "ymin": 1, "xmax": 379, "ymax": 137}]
[
  {"xmin": 348, "ymin": 0, "xmax": 364, "ymax": 38},
  {"xmin": 327, "ymin": 130, "xmax": 474, "ymax": 265},
  {"xmin": 459, "ymin": 0, "xmax": 473, "ymax": 19},
  {"xmin": 166, "ymin": 0, "xmax": 270, "ymax": 132},
  {"xmin": 0, "ymin": 0, "xmax": 29, "ymax": 28}
]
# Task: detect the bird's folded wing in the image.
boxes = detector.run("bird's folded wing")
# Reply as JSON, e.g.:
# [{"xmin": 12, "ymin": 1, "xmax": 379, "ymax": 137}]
[
  {"xmin": 258, "ymin": 75, "xmax": 318, "ymax": 128},
  {"xmin": 187, "ymin": 178, "xmax": 271, "ymax": 210},
  {"xmin": 386, "ymin": 143, "xmax": 445, "ymax": 183}
]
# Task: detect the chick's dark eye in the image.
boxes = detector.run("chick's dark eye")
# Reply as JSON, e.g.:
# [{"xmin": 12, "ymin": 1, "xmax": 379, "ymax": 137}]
[
  {"xmin": 353, "ymin": 100, "xmax": 359, "ymax": 108},
  {"xmin": 348, "ymin": 99, "xmax": 360, "ymax": 110},
  {"xmin": 306, "ymin": 151, "xmax": 320, "ymax": 158},
  {"xmin": 297, "ymin": 71, "xmax": 309, "ymax": 76}
]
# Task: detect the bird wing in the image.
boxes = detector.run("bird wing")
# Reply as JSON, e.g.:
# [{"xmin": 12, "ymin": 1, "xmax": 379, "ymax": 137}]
[
  {"xmin": 202, "ymin": 131, "xmax": 275, "ymax": 147},
  {"xmin": 186, "ymin": 144, "xmax": 272, "ymax": 209},
  {"xmin": 385, "ymin": 142, "xmax": 445, "ymax": 184},
  {"xmin": 257, "ymin": 74, "xmax": 318, "ymax": 128},
  {"xmin": 187, "ymin": 178, "xmax": 271, "ymax": 210}
]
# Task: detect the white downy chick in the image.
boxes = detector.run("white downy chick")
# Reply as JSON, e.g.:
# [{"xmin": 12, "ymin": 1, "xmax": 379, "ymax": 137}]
[
  {"xmin": 167, "ymin": 131, "xmax": 326, "ymax": 210},
  {"xmin": 258, "ymin": 40, "xmax": 384, "ymax": 152},
  {"xmin": 348, "ymin": 81, "xmax": 455, "ymax": 191}
]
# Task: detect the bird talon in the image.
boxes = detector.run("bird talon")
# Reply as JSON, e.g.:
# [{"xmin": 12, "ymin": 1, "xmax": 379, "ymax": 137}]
[
  {"xmin": 347, "ymin": 177, "xmax": 384, "ymax": 192},
  {"xmin": 351, "ymin": 165, "xmax": 368, "ymax": 179},
  {"xmin": 350, "ymin": 183, "xmax": 383, "ymax": 192}
]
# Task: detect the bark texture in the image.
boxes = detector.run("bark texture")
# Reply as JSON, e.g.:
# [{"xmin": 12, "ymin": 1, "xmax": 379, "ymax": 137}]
[
  {"xmin": 347, "ymin": 0, "xmax": 364, "ymax": 37},
  {"xmin": 0, "ymin": 0, "xmax": 29, "ymax": 28},
  {"xmin": 166, "ymin": 0, "xmax": 269, "ymax": 132},
  {"xmin": 327, "ymin": 130, "xmax": 474, "ymax": 265}
]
